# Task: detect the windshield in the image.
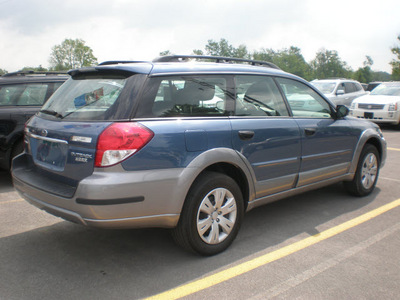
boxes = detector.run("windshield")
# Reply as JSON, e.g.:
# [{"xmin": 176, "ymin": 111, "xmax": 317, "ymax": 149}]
[
  {"xmin": 311, "ymin": 82, "xmax": 336, "ymax": 94},
  {"xmin": 370, "ymin": 83, "xmax": 400, "ymax": 96},
  {"xmin": 40, "ymin": 76, "xmax": 126, "ymax": 120}
]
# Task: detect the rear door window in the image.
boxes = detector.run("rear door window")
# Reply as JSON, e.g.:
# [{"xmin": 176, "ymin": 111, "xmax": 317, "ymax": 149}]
[{"xmin": 143, "ymin": 76, "xmax": 231, "ymax": 117}]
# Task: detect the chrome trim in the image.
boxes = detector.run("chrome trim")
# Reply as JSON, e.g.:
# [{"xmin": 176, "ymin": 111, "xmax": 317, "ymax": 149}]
[{"xmin": 27, "ymin": 132, "xmax": 68, "ymax": 144}]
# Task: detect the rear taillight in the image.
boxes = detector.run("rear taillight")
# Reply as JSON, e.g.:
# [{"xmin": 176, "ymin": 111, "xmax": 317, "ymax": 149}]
[{"xmin": 95, "ymin": 122, "xmax": 154, "ymax": 167}]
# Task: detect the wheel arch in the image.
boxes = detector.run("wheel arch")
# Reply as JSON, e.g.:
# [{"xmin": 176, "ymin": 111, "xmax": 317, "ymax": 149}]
[
  {"xmin": 349, "ymin": 128, "xmax": 387, "ymax": 175},
  {"xmin": 175, "ymin": 148, "xmax": 255, "ymax": 217}
]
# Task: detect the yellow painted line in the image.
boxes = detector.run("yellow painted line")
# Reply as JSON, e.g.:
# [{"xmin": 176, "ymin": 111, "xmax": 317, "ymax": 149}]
[
  {"xmin": 388, "ymin": 147, "xmax": 400, "ymax": 152},
  {"xmin": 146, "ymin": 198, "xmax": 400, "ymax": 300},
  {"xmin": 0, "ymin": 199, "xmax": 24, "ymax": 205}
]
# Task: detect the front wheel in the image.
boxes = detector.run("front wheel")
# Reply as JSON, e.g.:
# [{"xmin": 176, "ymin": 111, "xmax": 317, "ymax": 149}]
[
  {"xmin": 344, "ymin": 144, "xmax": 380, "ymax": 197},
  {"xmin": 172, "ymin": 172, "xmax": 244, "ymax": 256}
]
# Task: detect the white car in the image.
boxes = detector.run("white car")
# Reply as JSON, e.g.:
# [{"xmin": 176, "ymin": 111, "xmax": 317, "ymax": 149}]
[
  {"xmin": 311, "ymin": 79, "xmax": 366, "ymax": 107},
  {"xmin": 350, "ymin": 82, "xmax": 400, "ymax": 126}
]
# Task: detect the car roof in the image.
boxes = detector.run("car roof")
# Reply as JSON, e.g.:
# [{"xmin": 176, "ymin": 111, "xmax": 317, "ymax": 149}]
[
  {"xmin": 69, "ymin": 55, "xmax": 290, "ymax": 78},
  {"xmin": 312, "ymin": 78, "xmax": 358, "ymax": 83},
  {"xmin": 0, "ymin": 71, "xmax": 69, "ymax": 84}
]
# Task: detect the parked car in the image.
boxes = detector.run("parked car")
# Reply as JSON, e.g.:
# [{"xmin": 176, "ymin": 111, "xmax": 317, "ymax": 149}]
[
  {"xmin": 350, "ymin": 82, "xmax": 400, "ymax": 126},
  {"xmin": 12, "ymin": 56, "xmax": 386, "ymax": 255},
  {"xmin": 366, "ymin": 82, "xmax": 382, "ymax": 92},
  {"xmin": 0, "ymin": 71, "xmax": 69, "ymax": 170},
  {"xmin": 311, "ymin": 78, "xmax": 366, "ymax": 107}
]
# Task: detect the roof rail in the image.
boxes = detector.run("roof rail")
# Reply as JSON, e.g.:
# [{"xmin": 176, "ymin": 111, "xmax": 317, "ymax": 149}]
[
  {"xmin": 98, "ymin": 60, "xmax": 147, "ymax": 66},
  {"xmin": 2, "ymin": 70, "xmax": 68, "ymax": 77},
  {"xmin": 153, "ymin": 55, "xmax": 281, "ymax": 70}
]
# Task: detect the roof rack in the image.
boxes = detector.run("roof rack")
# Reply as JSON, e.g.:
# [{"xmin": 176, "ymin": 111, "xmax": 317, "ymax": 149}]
[
  {"xmin": 2, "ymin": 70, "xmax": 68, "ymax": 77},
  {"xmin": 98, "ymin": 60, "xmax": 147, "ymax": 66},
  {"xmin": 153, "ymin": 55, "xmax": 281, "ymax": 70}
]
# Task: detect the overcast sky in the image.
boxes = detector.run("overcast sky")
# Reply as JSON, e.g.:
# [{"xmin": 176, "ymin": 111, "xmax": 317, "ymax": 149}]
[{"xmin": 0, "ymin": 0, "xmax": 399, "ymax": 75}]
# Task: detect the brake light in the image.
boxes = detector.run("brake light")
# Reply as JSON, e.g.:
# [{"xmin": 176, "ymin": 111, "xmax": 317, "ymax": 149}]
[{"xmin": 95, "ymin": 122, "xmax": 154, "ymax": 167}]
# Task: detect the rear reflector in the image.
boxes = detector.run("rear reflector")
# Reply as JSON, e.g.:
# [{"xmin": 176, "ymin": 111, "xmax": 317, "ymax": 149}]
[{"xmin": 95, "ymin": 122, "xmax": 154, "ymax": 167}]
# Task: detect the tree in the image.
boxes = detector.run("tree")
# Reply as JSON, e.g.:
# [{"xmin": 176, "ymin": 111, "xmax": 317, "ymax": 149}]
[
  {"xmin": 194, "ymin": 38, "xmax": 250, "ymax": 58},
  {"xmin": 254, "ymin": 47, "xmax": 313, "ymax": 80},
  {"xmin": 353, "ymin": 56, "xmax": 373, "ymax": 83},
  {"xmin": 310, "ymin": 49, "xmax": 352, "ymax": 79},
  {"xmin": 390, "ymin": 35, "xmax": 400, "ymax": 80},
  {"xmin": 159, "ymin": 50, "xmax": 172, "ymax": 56},
  {"xmin": 19, "ymin": 65, "xmax": 48, "ymax": 72},
  {"xmin": 49, "ymin": 38, "xmax": 98, "ymax": 71},
  {"xmin": 0, "ymin": 68, "xmax": 7, "ymax": 75}
]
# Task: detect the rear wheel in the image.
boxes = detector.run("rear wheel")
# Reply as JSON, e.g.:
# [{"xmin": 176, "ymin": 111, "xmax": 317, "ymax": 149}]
[
  {"xmin": 172, "ymin": 172, "xmax": 244, "ymax": 256},
  {"xmin": 344, "ymin": 144, "xmax": 380, "ymax": 197}
]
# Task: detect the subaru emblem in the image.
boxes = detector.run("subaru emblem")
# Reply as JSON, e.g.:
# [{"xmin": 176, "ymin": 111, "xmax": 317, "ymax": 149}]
[{"xmin": 40, "ymin": 129, "xmax": 48, "ymax": 137}]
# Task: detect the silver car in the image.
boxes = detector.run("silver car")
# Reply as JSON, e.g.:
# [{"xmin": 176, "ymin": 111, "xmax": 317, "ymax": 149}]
[{"xmin": 311, "ymin": 79, "xmax": 366, "ymax": 107}]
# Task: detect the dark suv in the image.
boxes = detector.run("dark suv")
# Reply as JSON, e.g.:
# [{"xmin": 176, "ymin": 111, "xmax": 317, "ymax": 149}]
[
  {"xmin": 12, "ymin": 56, "xmax": 386, "ymax": 255},
  {"xmin": 0, "ymin": 71, "xmax": 68, "ymax": 170}
]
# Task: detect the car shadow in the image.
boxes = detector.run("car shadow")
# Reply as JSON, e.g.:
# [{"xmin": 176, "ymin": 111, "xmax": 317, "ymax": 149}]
[{"xmin": 0, "ymin": 181, "xmax": 380, "ymax": 299}]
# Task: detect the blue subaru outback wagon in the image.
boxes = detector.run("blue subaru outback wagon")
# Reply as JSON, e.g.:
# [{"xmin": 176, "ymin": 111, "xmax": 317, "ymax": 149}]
[{"xmin": 12, "ymin": 55, "xmax": 387, "ymax": 255}]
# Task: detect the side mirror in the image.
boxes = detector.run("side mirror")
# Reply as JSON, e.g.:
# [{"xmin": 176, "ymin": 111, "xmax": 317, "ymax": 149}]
[{"xmin": 336, "ymin": 105, "xmax": 349, "ymax": 118}]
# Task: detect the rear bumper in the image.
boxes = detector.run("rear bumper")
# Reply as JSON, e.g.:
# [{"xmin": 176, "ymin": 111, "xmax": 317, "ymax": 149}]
[{"xmin": 12, "ymin": 154, "xmax": 185, "ymax": 229}]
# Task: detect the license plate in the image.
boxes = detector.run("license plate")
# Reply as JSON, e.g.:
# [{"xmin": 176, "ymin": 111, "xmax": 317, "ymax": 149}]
[
  {"xmin": 364, "ymin": 112, "xmax": 374, "ymax": 119},
  {"xmin": 35, "ymin": 139, "xmax": 67, "ymax": 170}
]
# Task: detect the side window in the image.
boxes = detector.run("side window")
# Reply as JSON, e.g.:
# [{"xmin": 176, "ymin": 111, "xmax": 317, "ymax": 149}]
[
  {"xmin": 0, "ymin": 84, "xmax": 26, "ymax": 106},
  {"xmin": 344, "ymin": 82, "xmax": 356, "ymax": 94},
  {"xmin": 235, "ymin": 76, "xmax": 288, "ymax": 117},
  {"xmin": 276, "ymin": 78, "xmax": 332, "ymax": 118},
  {"xmin": 17, "ymin": 83, "xmax": 49, "ymax": 106},
  {"xmin": 336, "ymin": 82, "xmax": 345, "ymax": 94},
  {"xmin": 151, "ymin": 76, "xmax": 229, "ymax": 117}
]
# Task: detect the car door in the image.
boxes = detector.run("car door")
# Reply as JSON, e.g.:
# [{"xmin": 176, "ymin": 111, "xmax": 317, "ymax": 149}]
[
  {"xmin": 230, "ymin": 75, "xmax": 301, "ymax": 199},
  {"xmin": 276, "ymin": 77, "xmax": 359, "ymax": 187}
]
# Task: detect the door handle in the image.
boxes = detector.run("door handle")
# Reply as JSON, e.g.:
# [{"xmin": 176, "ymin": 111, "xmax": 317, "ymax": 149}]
[
  {"xmin": 304, "ymin": 128, "xmax": 316, "ymax": 136},
  {"xmin": 238, "ymin": 131, "xmax": 255, "ymax": 140}
]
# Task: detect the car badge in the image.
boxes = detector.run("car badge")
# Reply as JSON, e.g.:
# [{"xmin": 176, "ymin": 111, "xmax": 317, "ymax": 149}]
[
  {"xmin": 40, "ymin": 129, "xmax": 48, "ymax": 137},
  {"xmin": 368, "ymin": 105, "xmax": 372, "ymax": 109}
]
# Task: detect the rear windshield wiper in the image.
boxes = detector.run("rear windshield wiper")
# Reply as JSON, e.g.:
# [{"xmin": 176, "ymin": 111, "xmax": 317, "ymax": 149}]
[{"xmin": 39, "ymin": 109, "xmax": 64, "ymax": 118}]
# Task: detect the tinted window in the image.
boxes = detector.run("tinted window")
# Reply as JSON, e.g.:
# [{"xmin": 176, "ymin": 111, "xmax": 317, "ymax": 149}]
[
  {"xmin": 149, "ymin": 76, "xmax": 230, "ymax": 117},
  {"xmin": 0, "ymin": 83, "xmax": 50, "ymax": 106},
  {"xmin": 235, "ymin": 76, "xmax": 288, "ymax": 117},
  {"xmin": 344, "ymin": 82, "xmax": 356, "ymax": 93},
  {"xmin": 276, "ymin": 78, "xmax": 332, "ymax": 118}
]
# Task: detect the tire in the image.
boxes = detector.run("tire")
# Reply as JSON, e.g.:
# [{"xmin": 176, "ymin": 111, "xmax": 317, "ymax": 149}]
[
  {"xmin": 172, "ymin": 172, "xmax": 244, "ymax": 256},
  {"xmin": 344, "ymin": 144, "xmax": 380, "ymax": 197}
]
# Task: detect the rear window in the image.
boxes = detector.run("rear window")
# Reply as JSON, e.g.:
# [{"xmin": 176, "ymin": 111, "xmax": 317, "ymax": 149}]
[{"xmin": 39, "ymin": 75, "xmax": 128, "ymax": 120}]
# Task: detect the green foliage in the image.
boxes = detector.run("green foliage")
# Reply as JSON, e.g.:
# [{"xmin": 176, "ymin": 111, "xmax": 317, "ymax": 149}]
[
  {"xmin": 0, "ymin": 68, "xmax": 7, "ymax": 75},
  {"xmin": 49, "ymin": 38, "xmax": 98, "ymax": 71},
  {"xmin": 19, "ymin": 65, "xmax": 48, "ymax": 72},
  {"xmin": 390, "ymin": 35, "xmax": 400, "ymax": 80},
  {"xmin": 310, "ymin": 49, "xmax": 352, "ymax": 79},
  {"xmin": 352, "ymin": 56, "xmax": 373, "ymax": 83},
  {"xmin": 159, "ymin": 50, "xmax": 172, "ymax": 56},
  {"xmin": 136, "ymin": 36, "xmax": 399, "ymax": 83},
  {"xmin": 254, "ymin": 47, "xmax": 313, "ymax": 80},
  {"xmin": 198, "ymin": 38, "xmax": 250, "ymax": 58}
]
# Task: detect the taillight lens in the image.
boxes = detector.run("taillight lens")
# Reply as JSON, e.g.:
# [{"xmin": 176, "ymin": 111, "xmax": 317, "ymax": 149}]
[{"xmin": 95, "ymin": 122, "xmax": 154, "ymax": 167}]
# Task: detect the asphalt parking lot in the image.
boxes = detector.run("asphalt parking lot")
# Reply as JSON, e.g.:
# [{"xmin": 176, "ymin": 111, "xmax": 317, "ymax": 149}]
[{"xmin": 1, "ymin": 127, "xmax": 399, "ymax": 300}]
